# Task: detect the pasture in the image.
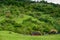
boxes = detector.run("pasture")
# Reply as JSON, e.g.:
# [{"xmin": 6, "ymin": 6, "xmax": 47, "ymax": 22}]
[{"xmin": 0, "ymin": 31, "xmax": 60, "ymax": 40}]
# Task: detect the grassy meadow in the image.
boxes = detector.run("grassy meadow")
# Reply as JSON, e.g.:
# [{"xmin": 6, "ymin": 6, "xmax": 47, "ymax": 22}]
[{"xmin": 0, "ymin": 31, "xmax": 60, "ymax": 40}]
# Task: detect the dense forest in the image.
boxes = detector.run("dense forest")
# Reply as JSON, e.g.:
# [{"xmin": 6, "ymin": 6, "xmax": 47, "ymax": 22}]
[{"xmin": 0, "ymin": 0, "xmax": 60, "ymax": 35}]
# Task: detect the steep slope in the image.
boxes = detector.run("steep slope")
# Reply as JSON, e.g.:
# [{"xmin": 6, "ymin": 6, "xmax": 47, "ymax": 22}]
[{"xmin": 0, "ymin": 1, "xmax": 60, "ymax": 34}]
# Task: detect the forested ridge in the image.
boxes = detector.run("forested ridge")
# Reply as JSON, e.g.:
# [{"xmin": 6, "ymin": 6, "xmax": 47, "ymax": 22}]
[{"xmin": 0, "ymin": 0, "xmax": 60, "ymax": 35}]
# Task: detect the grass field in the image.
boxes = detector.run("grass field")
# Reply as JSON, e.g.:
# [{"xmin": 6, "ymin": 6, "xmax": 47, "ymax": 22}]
[{"xmin": 0, "ymin": 31, "xmax": 60, "ymax": 40}]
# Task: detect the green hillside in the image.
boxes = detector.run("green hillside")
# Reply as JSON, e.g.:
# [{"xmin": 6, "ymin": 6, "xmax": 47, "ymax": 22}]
[{"xmin": 0, "ymin": 1, "xmax": 60, "ymax": 35}]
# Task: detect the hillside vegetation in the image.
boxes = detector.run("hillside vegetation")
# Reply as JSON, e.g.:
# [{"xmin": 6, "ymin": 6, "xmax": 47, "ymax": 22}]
[{"xmin": 0, "ymin": 1, "xmax": 60, "ymax": 35}]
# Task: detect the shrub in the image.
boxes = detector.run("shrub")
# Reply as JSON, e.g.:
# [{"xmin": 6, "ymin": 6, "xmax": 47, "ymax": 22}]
[
  {"xmin": 49, "ymin": 29, "xmax": 58, "ymax": 34},
  {"xmin": 31, "ymin": 31, "xmax": 42, "ymax": 36}
]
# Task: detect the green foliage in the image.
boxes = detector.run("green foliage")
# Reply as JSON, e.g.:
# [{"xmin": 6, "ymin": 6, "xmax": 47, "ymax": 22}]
[{"xmin": 0, "ymin": 1, "xmax": 60, "ymax": 35}]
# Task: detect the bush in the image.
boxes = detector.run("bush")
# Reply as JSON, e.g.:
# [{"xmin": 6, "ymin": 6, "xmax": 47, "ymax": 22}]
[
  {"xmin": 49, "ymin": 29, "xmax": 58, "ymax": 34},
  {"xmin": 31, "ymin": 31, "xmax": 42, "ymax": 36}
]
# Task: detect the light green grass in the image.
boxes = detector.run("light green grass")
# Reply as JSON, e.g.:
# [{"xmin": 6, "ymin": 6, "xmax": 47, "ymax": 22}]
[{"xmin": 0, "ymin": 31, "xmax": 60, "ymax": 40}]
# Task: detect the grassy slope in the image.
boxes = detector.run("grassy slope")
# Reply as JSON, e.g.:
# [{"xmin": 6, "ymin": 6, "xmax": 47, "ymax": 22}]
[{"xmin": 0, "ymin": 31, "xmax": 60, "ymax": 40}]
